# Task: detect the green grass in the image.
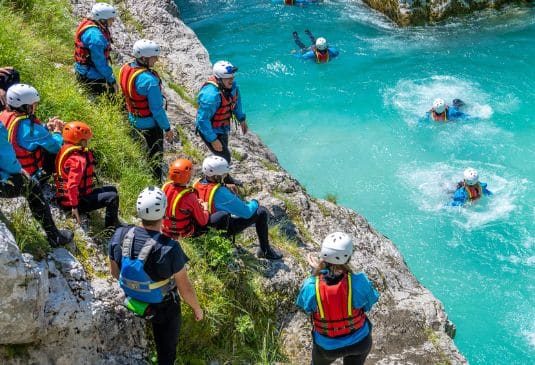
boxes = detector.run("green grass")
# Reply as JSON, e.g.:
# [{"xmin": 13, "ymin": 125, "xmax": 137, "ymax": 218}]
[
  {"xmin": 111, "ymin": 0, "xmax": 144, "ymax": 33},
  {"xmin": 324, "ymin": 193, "xmax": 338, "ymax": 204},
  {"xmin": 9, "ymin": 207, "xmax": 51, "ymax": 260},
  {"xmin": 175, "ymin": 125, "xmax": 204, "ymax": 163},
  {"xmin": 168, "ymin": 80, "xmax": 197, "ymax": 107},
  {"xmin": 261, "ymin": 159, "xmax": 279, "ymax": 172}
]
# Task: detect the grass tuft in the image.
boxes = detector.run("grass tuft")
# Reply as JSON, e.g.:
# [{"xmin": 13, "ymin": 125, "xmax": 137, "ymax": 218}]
[{"xmin": 324, "ymin": 193, "xmax": 338, "ymax": 204}]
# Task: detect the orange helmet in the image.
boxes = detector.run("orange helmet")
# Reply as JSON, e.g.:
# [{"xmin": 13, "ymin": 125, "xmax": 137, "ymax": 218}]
[
  {"xmin": 168, "ymin": 159, "xmax": 193, "ymax": 184},
  {"xmin": 63, "ymin": 121, "xmax": 93, "ymax": 144}
]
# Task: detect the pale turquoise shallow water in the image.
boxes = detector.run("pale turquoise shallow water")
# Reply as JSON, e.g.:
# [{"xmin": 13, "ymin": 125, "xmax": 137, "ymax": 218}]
[{"xmin": 177, "ymin": 1, "xmax": 535, "ymax": 363}]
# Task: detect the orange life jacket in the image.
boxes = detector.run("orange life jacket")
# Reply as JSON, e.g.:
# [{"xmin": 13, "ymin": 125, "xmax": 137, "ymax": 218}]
[
  {"xmin": 193, "ymin": 179, "xmax": 221, "ymax": 214},
  {"xmin": 312, "ymin": 273, "xmax": 367, "ymax": 338},
  {"xmin": 74, "ymin": 18, "xmax": 112, "ymax": 66},
  {"xmin": 162, "ymin": 182, "xmax": 196, "ymax": 238},
  {"xmin": 0, "ymin": 111, "xmax": 43, "ymax": 176},
  {"xmin": 314, "ymin": 49, "xmax": 330, "ymax": 64},
  {"xmin": 431, "ymin": 107, "xmax": 448, "ymax": 122},
  {"xmin": 54, "ymin": 144, "xmax": 96, "ymax": 208},
  {"xmin": 119, "ymin": 63, "xmax": 162, "ymax": 118},
  {"xmin": 202, "ymin": 76, "xmax": 238, "ymax": 129},
  {"xmin": 464, "ymin": 182, "xmax": 482, "ymax": 201}
]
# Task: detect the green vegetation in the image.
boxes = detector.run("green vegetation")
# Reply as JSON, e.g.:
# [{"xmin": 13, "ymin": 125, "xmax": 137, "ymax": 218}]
[
  {"xmin": 9, "ymin": 207, "xmax": 51, "ymax": 260},
  {"xmin": 273, "ymin": 192, "xmax": 315, "ymax": 244},
  {"xmin": 111, "ymin": 0, "xmax": 144, "ymax": 33},
  {"xmin": 325, "ymin": 193, "xmax": 338, "ymax": 204},
  {"xmin": 424, "ymin": 327, "xmax": 452, "ymax": 365},
  {"xmin": 231, "ymin": 149, "xmax": 245, "ymax": 162},
  {"xmin": 0, "ymin": 344, "xmax": 30, "ymax": 361},
  {"xmin": 175, "ymin": 125, "xmax": 203, "ymax": 163},
  {"xmin": 261, "ymin": 159, "xmax": 279, "ymax": 172},
  {"xmin": 167, "ymin": 80, "xmax": 197, "ymax": 107}
]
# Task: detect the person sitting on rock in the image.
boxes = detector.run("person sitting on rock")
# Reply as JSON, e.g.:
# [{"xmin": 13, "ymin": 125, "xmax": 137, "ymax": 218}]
[
  {"xmin": 196, "ymin": 60, "xmax": 248, "ymax": 164},
  {"xmin": 427, "ymin": 98, "xmax": 469, "ymax": 122},
  {"xmin": 0, "ymin": 67, "xmax": 20, "ymax": 111},
  {"xmin": 296, "ymin": 232, "xmax": 379, "ymax": 365},
  {"xmin": 0, "ymin": 84, "xmax": 65, "ymax": 182},
  {"xmin": 74, "ymin": 2, "xmax": 118, "ymax": 95},
  {"xmin": 54, "ymin": 121, "xmax": 120, "ymax": 229},
  {"xmin": 119, "ymin": 39, "xmax": 173, "ymax": 181},
  {"xmin": 193, "ymin": 155, "xmax": 283, "ymax": 260},
  {"xmin": 294, "ymin": 30, "xmax": 339, "ymax": 63},
  {"xmin": 0, "ymin": 121, "xmax": 73, "ymax": 247},
  {"xmin": 108, "ymin": 186, "xmax": 203, "ymax": 365},
  {"xmin": 450, "ymin": 168, "xmax": 492, "ymax": 207}
]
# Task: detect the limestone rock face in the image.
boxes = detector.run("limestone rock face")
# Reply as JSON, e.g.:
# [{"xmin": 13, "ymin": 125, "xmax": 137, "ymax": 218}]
[{"xmin": 362, "ymin": 0, "xmax": 524, "ymax": 26}]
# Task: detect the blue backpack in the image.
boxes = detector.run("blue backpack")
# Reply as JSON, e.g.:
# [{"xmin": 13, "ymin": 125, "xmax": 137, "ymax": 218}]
[{"xmin": 119, "ymin": 228, "xmax": 174, "ymax": 304}]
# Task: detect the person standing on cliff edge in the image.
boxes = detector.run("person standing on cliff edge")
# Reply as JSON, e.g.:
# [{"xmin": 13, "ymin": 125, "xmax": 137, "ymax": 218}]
[
  {"xmin": 119, "ymin": 39, "xmax": 174, "ymax": 182},
  {"xmin": 196, "ymin": 60, "xmax": 248, "ymax": 164}
]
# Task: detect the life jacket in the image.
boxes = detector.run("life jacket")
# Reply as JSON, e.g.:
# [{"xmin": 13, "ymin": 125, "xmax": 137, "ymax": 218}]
[
  {"xmin": 463, "ymin": 182, "xmax": 482, "ymax": 201},
  {"xmin": 312, "ymin": 273, "xmax": 367, "ymax": 338},
  {"xmin": 201, "ymin": 76, "xmax": 238, "ymax": 129},
  {"xmin": 162, "ymin": 182, "xmax": 196, "ymax": 238},
  {"xmin": 431, "ymin": 107, "xmax": 448, "ymax": 122},
  {"xmin": 119, "ymin": 63, "xmax": 162, "ymax": 118},
  {"xmin": 0, "ymin": 111, "xmax": 43, "ymax": 176},
  {"xmin": 284, "ymin": 0, "xmax": 295, "ymax": 4},
  {"xmin": 54, "ymin": 144, "xmax": 96, "ymax": 207},
  {"xmin": 193, "ymin": 179, "xmax": 221, "ymax": 214},
  {"xmin": 314, "ymin": 49, "xmax": 330, "ymax": 64},
  {"xmin": 74, "ymin": 18, "xmax": 112, "ymax": 66},
  {"xmin": 119, "ymin": 227, "xmax": 175, "ymax": 304}
]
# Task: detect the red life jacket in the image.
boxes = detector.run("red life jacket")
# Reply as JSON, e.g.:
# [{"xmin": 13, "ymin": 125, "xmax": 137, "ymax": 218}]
[
  {"xmin": 202, "ymin": 76, "xmax": 238, "ymax": 129},
  {"xmin": 119, "ymin": 63, "xmax": 162, "ymax": 118},
  {"xmin": 314, "ymin": 49, "xmax": 330, "ymax": 64},
  {"xmin": 162, "ymin": 182, "xmax": 196, "ymax": 238},
  {"xmin": 74, "ymin": 18, "xmax": 112, "ymax": 66},
  {"xmin": 312, "ymin": 273, "xmax": 367, "ymax": 338},
  {"xmin": 193, "ymin": 179, "xmax": 221, "ymax": 214},
  {"xmin": 284, "ymin": 0, "xmax": 295, "ymax": 4},
  {"xmin": 464, "ymin": 182, "xmax": 482, "ymax": 201},
  {"xmin": 431, "ymin": 107, "xmax": 448, "ymax": 122},
  {"xmin": 54, "ymin": 144, "xmax": 96, "ymax": 208},
  {"xmin": 0, "ymin": 111, "xmax": 43, "ymax": 176}
]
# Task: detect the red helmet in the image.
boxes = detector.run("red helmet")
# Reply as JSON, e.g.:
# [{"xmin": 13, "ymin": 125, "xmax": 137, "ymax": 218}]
[
  {"xmin": 63, "ymin": 121, "xmax": 93, "ymax": 144},
  {"xmin": 168, "ymin": 159, "xmax": 192, "ymax": 184}
]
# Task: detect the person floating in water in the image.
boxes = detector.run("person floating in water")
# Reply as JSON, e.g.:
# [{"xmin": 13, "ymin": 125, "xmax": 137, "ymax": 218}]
[
  {"xmin": 293, "ymin": 30, "xmax": 338, "ymax": 63},
  {"xmin": 427, "ymin": 98, "xmax": 469, "ymax": 122},
  {"xmin": 450, "ymin": 168, "xmax": 492, "ymax": 206},
  {"xmin": 282, "ymin": 0, "xmax": 322, "ymax": 5}
]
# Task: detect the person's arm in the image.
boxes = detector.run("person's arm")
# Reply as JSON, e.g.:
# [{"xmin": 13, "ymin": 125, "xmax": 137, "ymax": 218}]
[
  {"xmin": 17, "ymin": 119, "xmax": 63, "ymax": 154},
  {"xmin": 297, "ymin": 50, "xmax": 315, "ymax": 60},
  {"xmin": 144, "ymin": 76, "xmax": 171, "ymax": 131},
  {"xmin": 186, "ymin": 193, "xmax": 209, "ymax": 227},
  {"xmin": 109, "ymin": 260, "xmax": 120, "ymax": 279},
  {"xmin": 0, "ymin": 125, "xmax": 22, "ymax": 180},
  {"xmin": 85, "ymin": 30, "xmax": 115, "ymax": 84},
  {"xmin": 213, "ymin": 187, "xmax": 259, "ymax": 218},
  {"xmin": 195, "ymin": 86, "xmax": 220, "ymax": 142},
  {"xmin": 328, "ymin": 47, "xmax": 339, "ymax": 58},
  {"xmin": 481, "ymin": 183, "xmax": 492, "ymax": 196},
  {"xmin": 232, "ymin": 84, "xmax": 246, "ymax": 122},
  {"xmin": 450, "ymin": 188, "xmax": 467, "ymax": 206},
  {"xmin": 108, "ymin": 227, "xmax": 126, "ymax": 279},
  {"xmin": 295, "ymin": 277, "xmax": 317, "ymax": 314},
  {"xmin": 352, "ymin": 273, "xmax": 380, "ymax": 312},
  {"xmin": 174, "ymin": 268, "xmax": 203, "ymax": 320}
]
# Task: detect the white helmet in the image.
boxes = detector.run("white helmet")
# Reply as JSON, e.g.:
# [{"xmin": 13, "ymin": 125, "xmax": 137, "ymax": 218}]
[
  {"xmin": 315, "ymin": 37, "xmax": 328, "ymax": 51},
  {"xmin": 133, "ymin": 39, "xmax": 161, "ymax": 58},
  {"xmin": 91, "ymin": 3, "xmax": 117, "ymax": 20},
  {"xmin": 463, "ymin": 168, "xmax": 479, "ymax": 186},
  {"xmin": 213, "ymin": 61, "xmax": 238, "ymax": 79},
  {"xmin": 136, "ymin": 186, "xmax": 167, "ymax": 220},
  {"xmin": 6, "ymin": 84, "xmax": 40, "ymax": 108},
  {"xmin": 202, "ymin": 155, "xmax": 230, "ymax": 177},
  {"xmin": 433, "ymin": 98, "xmax": 446, "ymax": 114},
  {"xmin": 320, "ymin": 232, "xmax": 353, "ymax": 265}
]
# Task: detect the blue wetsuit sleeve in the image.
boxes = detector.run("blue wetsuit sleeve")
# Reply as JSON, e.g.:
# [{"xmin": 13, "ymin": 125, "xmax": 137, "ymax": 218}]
[
  {"xmin": 481, "ymin": 182, "xmax": 492, "ymax": 196},
  {"xmin": 196, "ymin": 85, "xmax": 221, "ymax": 142},
  {"xmin": 0, "ymin": 125, "xmax": 22, "ymax": 180},
  {"xmin": 233, "ymin": 84, "xmax": 246, "ymax": 122},
  {"xmin": 143, "ymin": 75, "xmax": 171, "ymax": 131},
  {"xmin": 295, "ymin": 277, "xmax": 317, "ymax": 314},
  {"xmin": 450, "ymin": 188, "xmax": 467, "ymax": 206},
  {"xmin": 84, "ymin": 29, "xmax": 115, "ymax": 84},
  {"xmin": 213, "ymin": 187, "xmax": 259, "ymax": 218},
  {"xmin": 351, "ymin": 273, "xmax": 380, "ymax": 312},
  {"xmin": 328, "ymin": 48, "xmax": 339, "ymax": 58},
  {"xmin": 17, "ymin": 120, "xmax": 63, "ymax": 154},
  {"xmin": 298, "ymin": 50, "xmax": 315, "ymax": 60},
  {"xmin": 448, "ymin": 107, "xmax": 469, "ymax": 120}
]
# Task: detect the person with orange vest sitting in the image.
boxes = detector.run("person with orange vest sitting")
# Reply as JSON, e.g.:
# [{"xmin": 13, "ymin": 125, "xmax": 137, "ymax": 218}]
[
  {"xmin": 0, "ymin": 84, "xmax": 65, "ymax": 181},
  {"xmin": 74, "ymin": 3, "xmax": 118, "ymax": 95},
  {"xmin": 294, "ymin": 31, "xmax": 339, "ymax": 64},
  {"xmin": 54, "ymin": 121, "xmax": 120, "ymax": 228},
  {"xmin": 119, "ymin": 39, "xmax": 173, "ymax": 181},
  {"xmin": 427, "ymin": 98, "xmax": 468, "ymax": 122},
  {"xmin": 196, "ymin": 61, "xmax": 248, "ymax": 164},
  {"xmin": 194, "ymin": 156, "xmax": 282, "ymax": 260},
  {"xmin": 296, "ymin": 232, "xmax": 379, "ymax": 365},
  {"xmin": 450, "ymin": 168, "xmax": 492, "ymax": 207}
]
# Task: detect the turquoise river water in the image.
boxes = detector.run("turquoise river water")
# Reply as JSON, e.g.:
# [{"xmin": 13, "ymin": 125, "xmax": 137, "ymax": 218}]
[{"xmin": 177, "ymin": 1, "xmax": 535, "ymax": 363}]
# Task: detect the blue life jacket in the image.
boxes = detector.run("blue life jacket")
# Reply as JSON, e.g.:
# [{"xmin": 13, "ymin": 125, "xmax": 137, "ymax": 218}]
[{"xmin": 119, "ymin": 227, "xmax": 175, "ymax": 303}]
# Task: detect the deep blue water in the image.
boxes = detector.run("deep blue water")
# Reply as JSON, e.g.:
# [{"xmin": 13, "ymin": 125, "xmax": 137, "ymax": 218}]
[{"xmin": 176, "ymin": 1, "xmax": 535, "ymax": 363}]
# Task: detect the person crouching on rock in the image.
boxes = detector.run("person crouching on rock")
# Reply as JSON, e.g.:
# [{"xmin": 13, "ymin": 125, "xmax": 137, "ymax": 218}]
[
  {"xmin": 193, "ymin": 155, "xmax": 283, "ymax": 260},
  {"xmin": 108, "ymin": 187, "xmax": 203, "ymax": 365},
  {"xmin": 296, "ymin": 232, "xmax": 379, "ymax": 365},
  {"xmin": 54, "ymin": 121, "xmax": 120, "ymax": 228}
]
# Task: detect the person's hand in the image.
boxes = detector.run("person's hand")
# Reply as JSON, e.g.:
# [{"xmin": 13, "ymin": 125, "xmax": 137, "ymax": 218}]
[
  {"xmin": 199, "ymin": 200, "xmax": 209, "ymax": 211},
  {"xmin": 48, "ymin": 117, "xmax": 65, "ymax": 133},
  {"xmin": 72, "ymin": 208, "xmax": 81, "ymax": 225},
  {"xmin": 0, "ymin": 89, "xmax": 6, "ymax": 107},
  {"xmin": 306, "ymin": 252, "xmax": 320, "ymax": 268},
  {"xmin": 211, "ymin": 139, "xmax": 223, "ymax": 152},
  {"xmin": 164, "ymin": 129, "xmax": 174, "ymax": 143},
  {"xmin": 193, "ymin": 307, "xmax": 203, "ymax": 321},
  {"xmin": 112, "ymin": 82, "xmax": 119, "ymax": 93},
  {"xmin": 226, "ymin": 183, "xmax": 238, "ymax": 195},
  {"xmin": 240, "ymin": 120, "xmax": 248, "ymax": 134},
  {"xmin": 20, "ymin": 169, "xmax": 31, "ymax": 180}
]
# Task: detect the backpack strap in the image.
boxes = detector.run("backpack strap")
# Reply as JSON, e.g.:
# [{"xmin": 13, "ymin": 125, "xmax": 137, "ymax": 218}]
[
  {"xmin": 138, "ymin": 236, "xmax": 159, "ymax": 262},
  {"xmin": 121, "ymin": 227, "xmax": 137, "ymax": 258}
]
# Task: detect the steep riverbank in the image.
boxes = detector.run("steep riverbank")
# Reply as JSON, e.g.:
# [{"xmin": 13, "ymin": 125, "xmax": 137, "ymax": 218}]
[{"xmin": 0, "ymin": 0, "xmax": 466, "ymax": 363}]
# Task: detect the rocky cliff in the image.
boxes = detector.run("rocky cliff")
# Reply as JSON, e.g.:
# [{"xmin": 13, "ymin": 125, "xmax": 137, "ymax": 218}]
[{"xmin": 0, "ymin": 0, "xmax": 468, "ymax": 363}]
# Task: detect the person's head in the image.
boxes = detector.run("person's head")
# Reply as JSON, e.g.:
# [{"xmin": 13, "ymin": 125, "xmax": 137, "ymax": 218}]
[
  {"xmin": 213, "ymin": 60, "xmax": 238, "ymax": 90},
  {"xmin": 432, "ymin": 98, "xmax": 446, "ymax": 114},
  {"xmin": 202, "ymin": 155, "xmax": 230, "ymax": 183},
  {"xmin": 463, "ymin": 168, "xmax": 479, "ymax": 186},
  {"xmin": 136, "ymin": 186, "xmax": 167, "ymax": 227},
  {"xmin": 6, "ymin": 84, "xmax": 40, "ymax": 114},
  {"xmin": 313, "ymin": 232, "xmax": 354, "ymax": 276},
  {"xmin": 91, "ymin": 3, "xmax": 116, "ymax": 27},
  {"xmin": 315, "ymin": 37, "xmax": 328, "ymax": 52},
  {"xmin": 133, "ymin": 39, "xmax": 161, "ymax": 68},
  {"xmin": 62, "ymin": 121, "xmax": 93, "ymax": 146},
  {"xmin": 168, "ymin": 158, "xmax": 193, "ymax": 185}
]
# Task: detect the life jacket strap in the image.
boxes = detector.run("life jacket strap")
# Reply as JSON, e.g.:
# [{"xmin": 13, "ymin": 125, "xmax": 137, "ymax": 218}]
[{"xmin": 121, "ymin": 227, "xmax": 159, "ymax": 261}]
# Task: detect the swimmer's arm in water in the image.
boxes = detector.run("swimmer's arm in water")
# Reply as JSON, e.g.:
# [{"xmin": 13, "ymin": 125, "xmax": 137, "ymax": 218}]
[
  {"xmin": 328, "ymin": 47, "xmax": 339, "ymax": 58},
  {"xmin": 481, "ymin": 182, "xmax": 492, "ymax": 196},
  {"xmin": 450, "ymin": 188, "xmax": 468, "ymax": 206}
]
